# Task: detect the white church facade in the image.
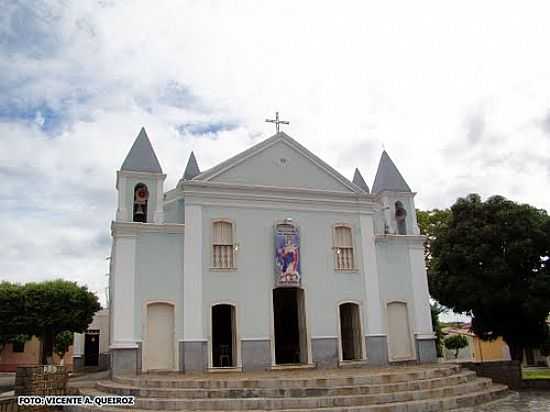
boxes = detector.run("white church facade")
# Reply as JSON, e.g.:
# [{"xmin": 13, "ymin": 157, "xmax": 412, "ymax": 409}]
[{"xmin": 108, "ymin": 128, "xmax": 436, "ymax": 375}]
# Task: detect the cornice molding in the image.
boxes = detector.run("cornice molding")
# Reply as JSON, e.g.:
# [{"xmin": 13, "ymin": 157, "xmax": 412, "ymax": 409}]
[
  {"xmin": 372, "ymin": 191, "xmax": 417, "ymax": 200},
  {"xmin": 168, "ymin": 180, "xmax": 379, "ymax": 214},
  {"xmin": 111, "ymin": 221, "xmax": 185, "ymax": 236},
  {"xmin": 375, "ymin": 234, "xmax": 426, "ymax": 245},
  {"xmin": 181, "ymin": 179, "xmax": 370, "ymax": 198}
]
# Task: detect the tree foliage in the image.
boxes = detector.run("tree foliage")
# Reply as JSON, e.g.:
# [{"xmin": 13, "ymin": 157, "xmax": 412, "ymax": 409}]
[
  {"xmin": 416, "ymin": 208, "xmax": 451, "ymax": 273},
  {"xmin": 0, "ymin": 280, "xmax": 100, "ymax": 364},
  {"xmin": 429, "ymin": 194, "xmax": 550, "ymax": 361},
  {"xmin": 0, "ymin": 281, "xmax": 27, "ymax": 355},
  {"xmin": 54, "ymin": 331, "xmax": 74, "ymax": 360},
  {"xmin": 444, "ymin": 334, "xmax": 469, "ymax": 359}
]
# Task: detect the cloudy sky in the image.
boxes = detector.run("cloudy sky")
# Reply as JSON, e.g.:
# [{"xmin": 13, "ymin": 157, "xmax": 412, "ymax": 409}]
[{"xmin": 1, "ymin": 1, "xmax": 549, "ymax": 310}]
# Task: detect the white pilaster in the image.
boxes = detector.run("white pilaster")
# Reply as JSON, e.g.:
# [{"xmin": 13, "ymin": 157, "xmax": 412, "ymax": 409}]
[
  {"xmin": 111, "ymin": 233, "xmax": 138, "ymax": 348},
  {"xmin": 359, "ymin": 214, "xmax": 385, "ymax": 335},
  {"xmin": 382, "ymin": 198, "xmax": 393, "ymax": 234},
  {"xmin": 153, "ymin": 175, "xmax": 165, "ymax": 224},
  {"xmin": 116, "ymin": 173, "xmax": 129, "ymax": 222},
  {"xmin": 183, "ymin": 204, "xmax": 204, "ymax": 340},
  {"xmin": 72, "ymin": 333, "xmax": 84, "ymax": 357},
  {"xmin": 407, "ymin": 196, "xmax": 420, "ymax": 235},
  {"xmin": 409, "ymin": 244, "xmax": 434, "ymax": 338}
]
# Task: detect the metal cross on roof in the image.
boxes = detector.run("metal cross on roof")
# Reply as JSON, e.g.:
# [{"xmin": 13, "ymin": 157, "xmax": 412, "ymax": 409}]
[{"xmin": 265, "ymin": 112, "xmax": 289, "ymax": 134}]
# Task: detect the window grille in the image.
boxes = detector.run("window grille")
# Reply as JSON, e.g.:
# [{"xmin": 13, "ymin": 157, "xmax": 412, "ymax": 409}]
[
  {"xmin": 213, "ymin": 221, "xmax": 234, "ymax": 269},
  {"xmin": 334, "ymin": 225, "xmax": 354, "ymax": 270}
]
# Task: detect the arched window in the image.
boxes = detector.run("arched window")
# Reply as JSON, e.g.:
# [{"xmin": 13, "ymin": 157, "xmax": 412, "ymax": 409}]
[
  {"xmin": 133, "ymin": 183, "xmax": 149, "ymax": 223},
  {"xmin": 212, "ymin": 221, "xmax": 234, "ymax": 269},
  {"xmin": 395, "ymin": 201, "xmax": 407, "ymax": 235},
  {"xmin": 334, "ymin": 225, "xmax": 354, "ymax": 270}
]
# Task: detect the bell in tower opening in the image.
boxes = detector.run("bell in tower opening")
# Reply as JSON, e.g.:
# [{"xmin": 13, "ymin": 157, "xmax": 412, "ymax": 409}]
[
  {"xmin": 395, "ymin": 201, "xmax": 407, "ymax": 235},
  {"xmin": 133, "ymin": 183, "xmax": 149, "ymax": 223}
]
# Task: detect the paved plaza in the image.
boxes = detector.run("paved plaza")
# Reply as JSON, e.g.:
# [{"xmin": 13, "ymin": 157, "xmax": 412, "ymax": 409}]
[{"xmin": 459, "ymin": 391, "xmax": 550, "ymax": 411}]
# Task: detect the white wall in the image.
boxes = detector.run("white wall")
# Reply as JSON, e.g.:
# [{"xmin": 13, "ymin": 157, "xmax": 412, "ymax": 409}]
[
  {"xmin": 201, "ymin": 205, "xmax": 367, "ymax": 339},
  {"xmin": 134, "ymin": 232, "xmax": 185, "ymax": 340}
]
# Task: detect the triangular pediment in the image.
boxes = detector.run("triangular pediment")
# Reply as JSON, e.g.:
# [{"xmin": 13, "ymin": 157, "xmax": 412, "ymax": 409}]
[{"xmin": 194, "ymin": 133, "xmax": 358, "ymax": 193}]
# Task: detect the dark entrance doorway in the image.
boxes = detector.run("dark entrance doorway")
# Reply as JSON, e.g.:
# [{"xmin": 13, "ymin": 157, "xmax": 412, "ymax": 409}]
[
  {"xmin": 84, "ymin": 330, "xmax": 100, "ymax": 366},
  {"xmin": 273, "ymin": 287, "xmax": 307, "ymax": 364},
  {"xmin": 339, "ymin": 303, "xmax": 363, "ymax": 361},
  {"xmin": 212, "ymin": 304, "xmax": 236, "ymax": 367}
]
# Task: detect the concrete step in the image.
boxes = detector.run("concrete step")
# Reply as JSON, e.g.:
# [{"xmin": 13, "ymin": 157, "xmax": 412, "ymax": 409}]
[
  {"xmin": 112, "ymin": 365, "xmax": 461, "ymax": 389},
  {"xmin": 84, "ymin": 378, "xmax": 494, "ymax": 410},
  {"xmin": 98, "ymin": 370, "xmax": 478, "ymax": 399},
  {"xmin": 69, "ymin": 384, "xmax": 509, "ymax": 412}
]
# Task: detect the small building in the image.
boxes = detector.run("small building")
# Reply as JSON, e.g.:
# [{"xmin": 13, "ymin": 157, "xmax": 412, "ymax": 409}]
[
  {"xmin": 442, "ymin": 325, "xmax": 510, "ymax": 362},
  {"xmin": 0, "ymin": 337, "xmax": 73, "ymax": 372},
  {"xmin": 73, "ymin": 309, "xmax": 110, "ymax": 370}
]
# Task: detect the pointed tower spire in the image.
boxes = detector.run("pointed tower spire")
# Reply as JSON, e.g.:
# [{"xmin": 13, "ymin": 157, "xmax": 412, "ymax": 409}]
[
  {"xmin": 121, "ymin": 127, "xmax": 163, "ymax": 173},
  {"xmin": 183, "ymin": 151, "xmax": 200, "ymax": 180},
  {"xmin": 372, "ymin": 151, "xmax": 411, "ymax": 193},
  {"xmin": 352, "ymin": 168, "xmax": 370, "ymax": 193}
]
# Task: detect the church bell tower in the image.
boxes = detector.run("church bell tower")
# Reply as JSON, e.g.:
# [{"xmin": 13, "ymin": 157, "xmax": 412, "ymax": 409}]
[
  {"xmin": 372, "ymin": 150, "xmax": 419, "ymax": 235},
  {"xmin": 116, "ymin": 127, "xmax": 166, "ymax": 224}
]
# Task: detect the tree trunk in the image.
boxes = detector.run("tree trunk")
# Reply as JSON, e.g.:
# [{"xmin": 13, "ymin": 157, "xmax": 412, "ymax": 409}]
[
  {"xmin": 508, "ymin": 342, "xmax": 524, "ymax": 363},
  {"xmin": 40, "ymin": 333, "xmax": 54, "ymax": 365}
]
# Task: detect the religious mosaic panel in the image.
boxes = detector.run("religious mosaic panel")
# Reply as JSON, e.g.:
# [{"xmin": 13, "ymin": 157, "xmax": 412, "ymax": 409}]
[{"xmin": 274, "ymin": 223, "xmax": 301, "ymax": 287}]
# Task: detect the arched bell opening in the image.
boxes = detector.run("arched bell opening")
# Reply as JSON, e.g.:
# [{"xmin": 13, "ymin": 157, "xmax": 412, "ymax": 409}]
[
  {"xmin": 133, "ymin": 183, "xmax": 149, "ymax": 223},
  {"xmin": 395, "ymin": 201, "xmax": 407, "ymax": 235}
]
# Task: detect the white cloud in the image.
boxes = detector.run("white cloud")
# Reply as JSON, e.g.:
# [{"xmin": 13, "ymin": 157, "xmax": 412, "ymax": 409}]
[{"xmin": 1, "ymin": 1, "xmax": 550, "ymax": 305}]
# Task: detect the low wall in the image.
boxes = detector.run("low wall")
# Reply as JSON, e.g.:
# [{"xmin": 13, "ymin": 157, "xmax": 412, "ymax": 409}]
[
  {"xmin": 15, "ymin": 366, "xmax": 67, "ymax": 397},
  {"xmin": 0, "ymin": 396, "xmax": 18, "ymax": 412},
  {"xmin": 522, "ymin": 379, "xmax": 550, "ymax": 390},
  {"xmin": 461, "ymin": 360, "xmax": 523, "ymax": 389}
]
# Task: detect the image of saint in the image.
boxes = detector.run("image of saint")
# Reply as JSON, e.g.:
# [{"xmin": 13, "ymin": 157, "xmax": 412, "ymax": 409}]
[{"xmin": 276, "ymin": 235, "xmax": 301, "ymax": 284}]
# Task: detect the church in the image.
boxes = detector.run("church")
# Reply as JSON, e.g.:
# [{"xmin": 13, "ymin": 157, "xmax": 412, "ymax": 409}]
[{"xmin": 108, "ymin": 126, "xmax": 436, "ymax": 376}]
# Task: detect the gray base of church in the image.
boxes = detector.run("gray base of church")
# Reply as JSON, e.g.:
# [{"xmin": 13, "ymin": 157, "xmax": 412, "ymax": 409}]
[
  {"xmin": 365, "ymin": 336, "xmax": 388, "ymax": 365},
  {"xmin": 111, "ymin": 347, "xmax": 139, "ymax": 376},
  {"xmin": 241, "ymin": 340, "xmax": 271, "ymax": 371},
  {"xmin": 73, "ymin": 354, "xmax": 111, "ymax": 371},
  {"xmin": 180, "ymin": 341, "xmax": 208, "ymax": 372},
  {"xmin": 72, "ymin": 356, "xmax": 85, "ymax": 370},
  {"xmin": 415, "ymin": 337, "xmax": 437, "ymax": 363},
  {"xmin": 311, "ymin": 337, "xmax": 338, "ymax": 368}
]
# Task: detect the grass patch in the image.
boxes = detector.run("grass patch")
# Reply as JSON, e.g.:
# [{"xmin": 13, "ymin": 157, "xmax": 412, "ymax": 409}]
[{"xmin": 523, "ymin": 369, "xmax": 550, "ymax": 380}]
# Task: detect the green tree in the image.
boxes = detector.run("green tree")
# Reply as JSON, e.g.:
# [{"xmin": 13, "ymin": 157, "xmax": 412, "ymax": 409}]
[
  {"xmin": 54, "ymin": 331, "xmax": 74, "ymax": 364},
  {"xmin": 0, "ymin": 280, "xmax": 100, "ymax": 364},
  {"xmin": 429, "ymin": 194, "xmax": 550, "ymax": 362},
  {"xmin": 430, "ymin": 302, "xmax": 446, "ymax": 358},
  {"xmin": 416, "ymin": 208, "xmax": 451, "ymax": 273},
  {"xmin": 0, "ymin": 282, "xmax": 27, "ymax": 356},
  {"xmin": 444, "ymin": 334, "xmax": 469, "ymax": 359}
]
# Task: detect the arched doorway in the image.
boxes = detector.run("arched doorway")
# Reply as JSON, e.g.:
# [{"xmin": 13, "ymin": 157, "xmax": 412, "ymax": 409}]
[
  {"xmin": 273, "ymin": 288, "xmax": 308, "ymax": 364},
  {"xmin": 387, "ymin": 301, "xmax": 414, "ymax": 361},
  {"xmin": 339, "ymin": 302, "xmax": 363, "ymax": 361},
  {"xmin": 211, "ymin": 304, "xmax": 237, "ymax": 367},
  {"xmin": 144, "ymin": 303, "xmax": 174, "ymax": 370}
]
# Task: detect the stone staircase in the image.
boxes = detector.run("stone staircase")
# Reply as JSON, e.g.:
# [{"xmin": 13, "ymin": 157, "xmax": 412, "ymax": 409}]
[{"xmin": 69, "ymin": 365, "xmax": 509, "ymax": 411}]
